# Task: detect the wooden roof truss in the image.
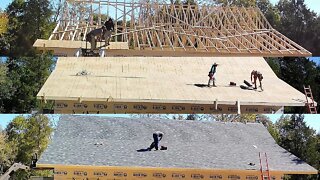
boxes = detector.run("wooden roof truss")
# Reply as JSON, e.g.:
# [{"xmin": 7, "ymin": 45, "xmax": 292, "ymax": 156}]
[{"xmin": 49, "ymin": 0, "xmax": 311, "ymax": 56}]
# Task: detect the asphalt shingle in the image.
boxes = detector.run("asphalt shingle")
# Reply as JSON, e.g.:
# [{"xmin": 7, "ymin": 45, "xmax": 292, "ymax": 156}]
[{"xmin": 38, "ymin": 115, "xmax": 317, "ymax": 173}]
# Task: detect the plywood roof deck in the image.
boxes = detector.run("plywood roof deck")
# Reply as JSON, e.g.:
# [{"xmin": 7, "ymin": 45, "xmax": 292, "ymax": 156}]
[
  {"xmin": 33, "ymin": 39, "xmax": 129, "ymax": 50},
  {"xmin": 37, "ymin": 56, "xmax": 310, "ymax": 108}
]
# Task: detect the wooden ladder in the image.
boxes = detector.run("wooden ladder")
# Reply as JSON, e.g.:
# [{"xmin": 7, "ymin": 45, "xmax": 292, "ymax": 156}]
[
  {"xmin": 303, "ymin": 85, "xmax": 317, "ymax": 114},
  {"xmin": 259, "ymin": 152, "xmax": 271, "ymax": 180}
]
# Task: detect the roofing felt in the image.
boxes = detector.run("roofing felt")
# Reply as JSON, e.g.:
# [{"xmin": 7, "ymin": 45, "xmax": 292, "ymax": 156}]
[{"xmin": 38, "ymin": 115, "xmax": 317, "ymax": 174}]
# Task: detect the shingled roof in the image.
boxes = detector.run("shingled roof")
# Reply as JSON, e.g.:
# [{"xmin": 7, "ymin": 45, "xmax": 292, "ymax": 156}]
[{"xmin": 38, "ymin": 115, "xmax": 317, "ymax": 174}]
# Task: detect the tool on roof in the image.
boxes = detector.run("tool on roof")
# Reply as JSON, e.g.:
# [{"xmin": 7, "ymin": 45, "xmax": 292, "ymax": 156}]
[
  {"xmin": 303, "ymin": 85, "xmax": 317, "ymax": 114},
  {"xmin": 259, "ymin": 152, "xmax": 271, "ymax": 180}
]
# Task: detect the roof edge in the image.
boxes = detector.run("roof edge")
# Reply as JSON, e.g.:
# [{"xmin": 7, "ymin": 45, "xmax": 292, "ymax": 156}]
[{"xmin": 36, "ymin": 164, "xmax": 317, "ymax": 175}]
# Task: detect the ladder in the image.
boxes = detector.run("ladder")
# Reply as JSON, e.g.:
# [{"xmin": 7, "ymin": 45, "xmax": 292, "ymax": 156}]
[
  {"xmin": 303, "ymin": 85, "xmax": 317, "ymax": 114},
  {"xmin": 0, "ymin": 163, "xmax": 29, "ymax": 180},
  {"xmin": 259, "ymin": 152, "xmax": 270, "ymax": 180}
]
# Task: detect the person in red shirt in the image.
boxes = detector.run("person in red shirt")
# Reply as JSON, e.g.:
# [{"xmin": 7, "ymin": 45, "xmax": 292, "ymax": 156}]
[{"xmin": 251, "ymin": 70, "xmax": 263, "ymax": 91}]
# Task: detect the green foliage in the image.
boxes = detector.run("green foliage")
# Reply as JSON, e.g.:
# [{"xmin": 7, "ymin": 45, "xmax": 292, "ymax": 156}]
[
  {"xmin": 212, "ymin": 0, "xmax": 256, "ymax": 7},
  {"xmin": 183, "ymin": 0, "xmax": 197, "ymax": 5},
  {"xmin": 2, "ymin": 53, "xmax": 54, "ymax": 113},
  {"xmin": 1, "ymin": 0, "xmax": 54, "ymax": 56},
  {"xmin": 0, "ymin": 131, "xmax": 15, "ymax": 170},
  {"xmin": 275, "ymin": 114, "xmax": 320, "ymax": 180},
  {"xmin": 265, "ymin": 57, "xmax": 280, "ymax": 77},
  {"xmin": 276, "ymin": 0, "xmax": 320, "ymax": 56},
  {"xmin": 0, "ymin": 62, "xmax": 13, "ymax": 112},
  {"xmin": 4, "ymin": 114, "xmax": 53, "ymax": 179},
  {"xmin": 0, "ymin": 0, "xmax": 56, "ymax": 113},
  {"xmin": 277, "ymin": 57, "xmax": 319, "ymax": 113},
  {"xmin": 257, "ymin": 0, "xmax": 281, "ymax": 29},
  {"xmin": 0, "ymin": 13, "xmax": 8, "ymax": 35}
]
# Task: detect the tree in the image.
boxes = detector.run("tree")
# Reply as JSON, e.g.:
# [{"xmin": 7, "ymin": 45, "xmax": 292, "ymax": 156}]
[
  {"xmin": 276, "ymin": 114, "xmax": 320, "ymax": 180},
  {"xmin": 0, "ymin": 13, "xmax": 8, "ymax": 35},
  {"xmin": 2, "ymin": 0, "xmax": 26, "ymax": 56},
  {"xmin": 277, "ymin": 57, "xmax": 319, "ymax": 113},
  {"xmin": 0, "ymin": 131, "xmax": 15, "ymax": 171},
  {"xmin": 204, "ymin": 114, "xmax": 261, "ymax": 123},
  {"xmin": 2, "ymin": 0, "xmax": 54, "ymax": 56},
  {"xmin": 211, "ymin": 0, "xmax": 256, "ymax": 7},
  {"xmin": 256, "ymin": 0, "xmax": 281, "ymax": 29},
  {"xmin": 276, "ymin": 0, "xmax": 320, "ymax": 56},
  {"xmin": 183, "ymin": 0, "xmax": 197, "ymax": 5},
  {"xmin": 2, "ymin": 53, "xmax": 54, "ymax": 113},
  {"xmin": 5, "ymin": 114, "xmax": 53, "ymax": 179},
  {"xmin": 0, "ymin": 62, "xmax": 13, "ymax": 112}
]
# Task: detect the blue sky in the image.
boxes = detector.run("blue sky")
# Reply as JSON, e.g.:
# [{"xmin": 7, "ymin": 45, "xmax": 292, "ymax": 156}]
[
  {"xmin": 0, "ymin": 0, "xmax": 320, "ymax": 14},
  {"xmin": 0, "ymin": 114, "xmax": 319, "ymax": 133}
]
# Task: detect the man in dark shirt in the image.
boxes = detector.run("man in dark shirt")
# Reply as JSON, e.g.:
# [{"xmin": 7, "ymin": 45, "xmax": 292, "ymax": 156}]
[
  {"xmin": 104, "ymin": 18, "xmax": 115, "ymax": 45},
  {"xmin": 148, "ymin": 131, "xmax": 164, "ymax": 151},
  {"xmin": 86, "ymin": 27, "xmax": 105, "ymax": 51},
  {"xmin": 208, "ymin": 63, "xmax": 218, "ymax": 87}
]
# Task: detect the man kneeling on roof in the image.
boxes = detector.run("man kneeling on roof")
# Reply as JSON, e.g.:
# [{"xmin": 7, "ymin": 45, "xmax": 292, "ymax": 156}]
[
  {"xmin": 86, "ymin": 26, "xmax": 107, "ymax": 51},
  {"xmin": 148, "ymin": 131, "xmax": 164, "ymax": 151},
  {"xmin": 251, "ymin": 70, "xmax": 263, "ymax": 91}
]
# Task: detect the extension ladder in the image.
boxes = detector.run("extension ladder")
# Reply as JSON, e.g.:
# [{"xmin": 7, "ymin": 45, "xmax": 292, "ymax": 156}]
[
  {"xmin": 259, "ymin": 152, "xmax": 271, "ymax": 180},
  {"xmin": 303, "ymin": 85, "xmax": 317, "ymax": 114}
]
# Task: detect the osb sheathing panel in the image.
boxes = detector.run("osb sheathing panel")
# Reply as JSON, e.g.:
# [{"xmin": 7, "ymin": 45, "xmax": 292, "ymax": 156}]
[
  {"xmin": 33, "ymin": 39, "xmax": 129, "ymax": 50},
  {"xmin": 37, "ymin": 57, "xmax": 311, "ymax": 110}
]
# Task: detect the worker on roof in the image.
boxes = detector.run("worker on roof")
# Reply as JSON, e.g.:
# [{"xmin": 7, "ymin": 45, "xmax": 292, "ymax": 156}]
[
  {"xmin": 85, "ymin": 26, "xmax": 107, "ymax": 51},
  {"xmin": 251, "ymin": 70, "xmax": 263, "ymax": 91},
  {"xmin": 148, "ymin": 131, "xmax": 164, "ymax": 151},
  {"xmin": 104, "ymin": 18, "xmax": 115, "ymax": 46},
  {"xmin": 208, "ymin": 63, "xmax": 218, "ymax": 87}
]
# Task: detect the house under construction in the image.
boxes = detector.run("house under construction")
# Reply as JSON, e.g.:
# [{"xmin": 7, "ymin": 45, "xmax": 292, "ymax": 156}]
[
  {"xmin": 35, "ymin": 115, "xmax": 318, "ymax": 180},
  {"xmin": 34, "ymin": 0, "xmax": 315, "ymax": 114}
]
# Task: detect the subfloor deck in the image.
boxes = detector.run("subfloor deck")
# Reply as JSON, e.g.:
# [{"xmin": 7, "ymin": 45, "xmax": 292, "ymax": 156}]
[{"xmin": 37, "ymin": 57, "xmax": 311, "ymax": 113}]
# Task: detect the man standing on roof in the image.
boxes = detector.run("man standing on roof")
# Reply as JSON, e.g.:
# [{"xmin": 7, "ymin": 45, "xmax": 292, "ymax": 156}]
[
  {"xmin": 208, "ymin": 63, "xmax": 218, "ymax": 87},
  {"xmin": 104, "ymin": 18, "xmax": 115, "ymax": 46},
  {"xmin": 148, "ymin": 131, "xmax": 164, "ymax": 151},
  {"xmin": 251, "ymin": 70, "xmax": 263, "ymax": 91}
]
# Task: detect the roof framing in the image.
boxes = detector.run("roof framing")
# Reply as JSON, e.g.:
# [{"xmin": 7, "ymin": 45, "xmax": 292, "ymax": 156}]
[{"xmin": 48, "ymin": 0, "xmax": 311, "ymax": 57}]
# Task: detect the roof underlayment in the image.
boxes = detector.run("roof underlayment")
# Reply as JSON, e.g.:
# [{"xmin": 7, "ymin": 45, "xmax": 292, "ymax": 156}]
[
  {"xmin": 38, "ymin": 115, "xmax": 317, "ymax": 175},
  {"xmin": 37, "ymin": 56, "xmax": 312, "ymax": 113}
]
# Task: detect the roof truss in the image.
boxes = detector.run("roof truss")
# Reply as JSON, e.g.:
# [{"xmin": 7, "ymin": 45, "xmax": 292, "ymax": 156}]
[{"xmin": 48, "ymin": 0, "xmax": 311, "ymax": 56}]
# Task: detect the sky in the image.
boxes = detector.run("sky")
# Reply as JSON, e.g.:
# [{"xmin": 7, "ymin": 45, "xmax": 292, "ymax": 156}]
[{"xmin": 0, "ymin": 114, "xmax": 319, "ymax": 133}]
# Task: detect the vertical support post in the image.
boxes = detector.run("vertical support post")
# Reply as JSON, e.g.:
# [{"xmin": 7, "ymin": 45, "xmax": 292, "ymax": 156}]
[
  {"xmin": 237, "ymin": 100, "xmax": 241, "ymax": 114},
  {"xmin": 123, "ymin": 2, "xmax": 126, "ymax": 42},
  {"xmin": 90, "ymin": 0, "xmax": 93, "ymax": 25},
  {"xmin": 214, "ymin": 99, "xmax": 218, "ymax": 110},
  {"xmin": 115, "ymin": 0, "xmax": 118, "ymax": 42},
  {"xmin": 131, "ymin": 0, "xmax": 134, "ymax": 48},
  {"xmin": 98, "ymin": 1, "xmax": 101, "ymax": 25},
  {"xmin": 107, "ymin": 0, "xmax": 109, "ymax": 18}
]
